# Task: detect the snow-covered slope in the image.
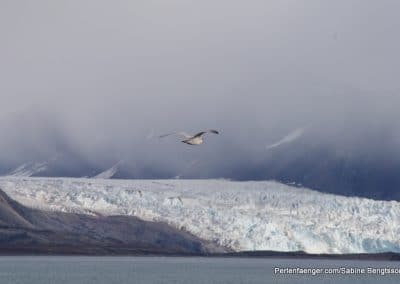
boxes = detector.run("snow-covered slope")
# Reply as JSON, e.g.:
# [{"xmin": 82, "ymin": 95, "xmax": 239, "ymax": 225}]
[
  {"xmin": 92, "ymin": 162, "xmax": 121, "ymax": 179},
  {"xmin": 8, "ymin": 162, "xmax": 48, "ymax": 177},
  {"xmin": 266, "ymin": 127, "xmax": 305, "ymax": 150},
  {"xmin": 0, "ymin": 177, "xmax": 399, "ymax": 254}
]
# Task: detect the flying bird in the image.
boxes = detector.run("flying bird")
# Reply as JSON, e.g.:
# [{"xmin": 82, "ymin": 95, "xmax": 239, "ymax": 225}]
[{"xmin": 160, "ymin": 130, "xmax": 219, "ymax": 145}]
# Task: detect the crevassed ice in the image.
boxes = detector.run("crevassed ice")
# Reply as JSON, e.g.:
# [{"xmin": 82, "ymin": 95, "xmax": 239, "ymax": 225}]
[{"xmin": 0, "ymin": 177, "xmax": 399, "ymax": 254}]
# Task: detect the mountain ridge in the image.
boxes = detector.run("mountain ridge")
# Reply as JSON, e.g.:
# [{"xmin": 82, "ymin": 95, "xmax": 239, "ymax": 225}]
[{"xmin": 0, "ymin": 187, "xmax": 227, "ymax": 255}]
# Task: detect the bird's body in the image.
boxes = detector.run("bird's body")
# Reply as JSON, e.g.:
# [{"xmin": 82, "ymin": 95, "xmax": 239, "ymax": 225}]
[
  {"xmin": 160, "ymin": 129, "xmax": 219, "ymax": 145},
  {"xmin": 182, "ymin": 136, "xmax": 204, "ymax": 145}
]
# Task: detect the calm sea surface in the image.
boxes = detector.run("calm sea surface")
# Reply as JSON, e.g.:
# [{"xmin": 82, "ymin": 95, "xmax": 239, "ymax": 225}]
[{"xmin": 0, "ymin": 256, "xmax": 399, "ymax": 284}]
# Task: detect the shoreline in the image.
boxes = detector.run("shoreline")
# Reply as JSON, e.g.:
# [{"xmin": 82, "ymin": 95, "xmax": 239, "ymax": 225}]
[{"xmin": 0, "ymin": 249, "xmax": 399, "ymax": 261}]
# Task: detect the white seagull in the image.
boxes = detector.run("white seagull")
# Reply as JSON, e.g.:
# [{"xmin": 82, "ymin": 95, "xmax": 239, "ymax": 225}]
[{"xmin": 160, "ymin": 130, "xmax": 219, "ymax": 145}]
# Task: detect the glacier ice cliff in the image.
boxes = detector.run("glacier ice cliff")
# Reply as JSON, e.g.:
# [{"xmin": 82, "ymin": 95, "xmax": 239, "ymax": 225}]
[{"xmin": 0, "ymin": 177, "xmax": 399, "ymax": 254}]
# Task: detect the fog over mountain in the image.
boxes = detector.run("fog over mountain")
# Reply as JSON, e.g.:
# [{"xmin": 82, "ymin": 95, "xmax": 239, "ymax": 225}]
[{"xmin": 1, "ymin": 1, "xmax": 400, "ymax": 200}]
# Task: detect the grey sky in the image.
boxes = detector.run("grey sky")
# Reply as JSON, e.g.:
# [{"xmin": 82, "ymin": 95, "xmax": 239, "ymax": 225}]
[{"xmin": 1, "ymin": 1, "xmax": 400, "ymax": 174}]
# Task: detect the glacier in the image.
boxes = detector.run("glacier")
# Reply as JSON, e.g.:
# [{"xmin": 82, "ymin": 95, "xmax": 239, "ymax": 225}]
[{"xmin": 0, "ymin": 177, "xmax": 399, "ymax": 254}]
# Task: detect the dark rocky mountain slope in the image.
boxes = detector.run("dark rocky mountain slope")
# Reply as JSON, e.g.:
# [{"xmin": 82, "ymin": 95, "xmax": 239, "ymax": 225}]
[{"xmin": 0, "ymin": 188, "xmax": 226, "ymax": 255}]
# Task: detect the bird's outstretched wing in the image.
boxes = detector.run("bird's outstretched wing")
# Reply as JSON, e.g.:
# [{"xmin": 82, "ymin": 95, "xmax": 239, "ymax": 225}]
[
  {"xmin": 193, "ymin": 129, "xmax": 219, "ymax": 138},
  {"xmin": 159, "ymin": 132, "xmax": 193, "ymax": 139}
]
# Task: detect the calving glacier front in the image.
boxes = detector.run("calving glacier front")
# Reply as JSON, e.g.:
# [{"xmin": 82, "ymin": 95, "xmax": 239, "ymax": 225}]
[{"xmin": 0, "ymin": 177, "xmax": 399, "ymax": 254}]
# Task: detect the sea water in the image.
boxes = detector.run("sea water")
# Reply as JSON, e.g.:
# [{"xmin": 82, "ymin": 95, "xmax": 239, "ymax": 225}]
[{"xmin": 0, "ymin": 256, "xmax": 399, "ymax": 284}]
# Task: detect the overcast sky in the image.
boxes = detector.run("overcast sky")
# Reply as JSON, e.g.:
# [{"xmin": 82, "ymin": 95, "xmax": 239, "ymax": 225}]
[{"xmin": 1, "ymin": 1, "xmax": 400, "ymax": 174}]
